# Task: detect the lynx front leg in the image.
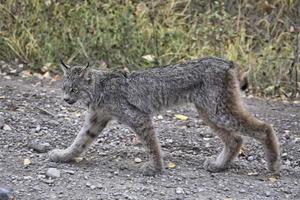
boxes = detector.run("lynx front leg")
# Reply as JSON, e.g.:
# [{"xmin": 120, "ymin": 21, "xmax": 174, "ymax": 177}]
[
  {"xmin": 49, "ymin": 110, "xmax": 109, "ymax": 162},
  {"xmin": 121, "ymin": 112, "xmax": 163, "ymax": 176}
]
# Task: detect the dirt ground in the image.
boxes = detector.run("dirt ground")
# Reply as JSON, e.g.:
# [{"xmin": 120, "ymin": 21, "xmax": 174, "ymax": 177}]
[{"xmin": 0, "ymin": 73, "xmax": 299, "ymax": 200}]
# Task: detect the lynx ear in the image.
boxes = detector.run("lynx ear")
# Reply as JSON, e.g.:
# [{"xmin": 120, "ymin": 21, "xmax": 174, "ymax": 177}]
[
  {"xmin": 60, "ymin": 59, "xmax": 70, "ymax": 74},
  {"xmin": 80, "ymin": 62, "xmax": 90, "ymax": 77}
]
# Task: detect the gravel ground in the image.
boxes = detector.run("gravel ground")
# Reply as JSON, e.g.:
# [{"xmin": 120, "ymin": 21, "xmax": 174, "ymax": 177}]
[{"xmin": 0, "ymin": 74, "xmax": 299, "ymax": 200}]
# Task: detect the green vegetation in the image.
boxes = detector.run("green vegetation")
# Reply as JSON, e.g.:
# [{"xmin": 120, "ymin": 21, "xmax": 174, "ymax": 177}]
[{"xmin": 0, "ymin": 0, "xmax": 299, "ymax": 97}]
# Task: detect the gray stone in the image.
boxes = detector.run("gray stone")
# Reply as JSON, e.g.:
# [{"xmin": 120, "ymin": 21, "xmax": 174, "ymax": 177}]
[
  {"xmin": 265, "ymin": 191, "xmax": 271, "ymax": 197},
  {"xmin": 64, "ymin": 169, "xmax": 75, "ymax": 175},
  {"xmin": 175, "ymin": 187, "xmax": 184, "ymax": 194},
  {"xmin": 0, "ymin": 117, "xmax": 4, "ymax": 129},
  {"xmin": 0, "ymin": 187, "xmax": 14, "ymax": 200},
  {"xmin": 29, "ymin": 141, "xmax": 51, "ymax": 153},
  {"xmin": 46, "ymin": 168, "xmax": 61, "ymax": 178}
]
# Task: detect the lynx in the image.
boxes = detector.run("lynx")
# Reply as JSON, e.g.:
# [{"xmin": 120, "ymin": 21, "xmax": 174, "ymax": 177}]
[{"xmin": 49, "ymin": 57, "xmax": 280, "ymax": 176}]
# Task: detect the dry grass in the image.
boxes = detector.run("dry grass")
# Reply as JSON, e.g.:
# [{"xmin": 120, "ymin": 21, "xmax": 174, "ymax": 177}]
[{"xmin": 0, "ymin": 0, "xmax": 299, "ymax": 97}]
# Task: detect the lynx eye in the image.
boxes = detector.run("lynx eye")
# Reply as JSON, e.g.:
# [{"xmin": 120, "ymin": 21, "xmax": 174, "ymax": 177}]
[{"xmin": 70, "ymin": 87, "xmax": 79, "ymax": 93}]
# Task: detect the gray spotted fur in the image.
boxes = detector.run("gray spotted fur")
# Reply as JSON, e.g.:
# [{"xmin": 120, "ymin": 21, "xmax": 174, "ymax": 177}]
[{"xmin": 49, "ymin": 57, "xmax": 280, "ymax": 176}]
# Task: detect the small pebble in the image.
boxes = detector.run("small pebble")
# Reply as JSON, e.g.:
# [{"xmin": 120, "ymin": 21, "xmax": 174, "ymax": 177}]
[
  {"xmin": 0, "ymin": 117, "xmax": 4, "ymax": 129},
  {"xmin": 265, "ymin": 191, "xmax": 271, "ymax": 197},
  {"xmin": 157, "ymin": 115, "xmax": 163, "ymax": 120},
  {"xmin": 64, "ymin": 170, "xmax": 75, "ymax": 175},
  {"xmin": 0, "ymin": 187, "xmax": 14, "ymax": 200},
  {"xmin": 175, "ymin": 187, "xmax": 184, "ymax": 194},
  {"xmin": 247, "ymin": 156, "xmax": 255, "ymax": 161},
  {"xmin": 134, "ymin": 157, "xmax": 142, "ymax": 163},
  {"xmin": 46, "ymin": 168, "xmax": 61, "ymax": 178},
  {"xmin": 29, "ymin": 141, "xmax": 51, "ymax": 153}
]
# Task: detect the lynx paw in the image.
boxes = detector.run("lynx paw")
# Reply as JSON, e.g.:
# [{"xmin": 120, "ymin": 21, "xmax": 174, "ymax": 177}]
[
  {"xmin": 49, "ymin": 149, "xmax": 72, "ymax": 162},
  {"xmin": 268, "ymin": 159, "xmax": 281, "ymax": 175},
  {"xmin": 204, "ymin": 158, "xmax": 228, "ymax": 172},
  {"xmin": 141, "ymin": 162, "xmax": 162, "ymax": 176}
]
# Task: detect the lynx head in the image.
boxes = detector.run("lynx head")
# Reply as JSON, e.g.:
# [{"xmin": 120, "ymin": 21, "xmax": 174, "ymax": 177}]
[{"xmin": 60, "ymin": 59, "xmax": 90, "ymax": 105}]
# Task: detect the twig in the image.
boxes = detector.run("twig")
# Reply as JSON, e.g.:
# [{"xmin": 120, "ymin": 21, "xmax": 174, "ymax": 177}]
[
  {"xmin": 289, "ymin": 26, "xmax": 299, "ymax": 99},
  {"xmin": 150, "ymin": 0, "xmax": 160, "ymax": 66},
  {"xmin": 36, "ymin": 106, "xmax": 56, "ymax": 117}
]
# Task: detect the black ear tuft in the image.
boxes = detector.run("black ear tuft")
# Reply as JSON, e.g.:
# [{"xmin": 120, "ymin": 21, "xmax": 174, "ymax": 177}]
[
  {"xmin": 60, "ymin": 58, "xmax": 70, "ymax": 73},
  {"xmin": 80, "ymin": 62, "xmax": 90, "ymax": 77}
]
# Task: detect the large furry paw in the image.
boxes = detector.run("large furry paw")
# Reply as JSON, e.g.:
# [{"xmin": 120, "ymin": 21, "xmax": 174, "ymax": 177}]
[
  {"xmin": 204, "ymin": 158, "xmax": 228, "ymax": 173},
  {"xmin": 48, "ymin": 149, "xmax": 73, "ymax": 162},
  {"xmin": 141, "ymin": 162, "xmax": 162, "ymax": 176},
  {"xmin": 268, "ymin": 159, "xmax": 281, "ymax": 175}
]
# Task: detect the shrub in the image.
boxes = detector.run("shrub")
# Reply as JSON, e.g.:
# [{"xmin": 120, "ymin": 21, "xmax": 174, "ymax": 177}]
[{"xmin": 0, "ymin": 0, "xmax": 299, "ymax": 97}]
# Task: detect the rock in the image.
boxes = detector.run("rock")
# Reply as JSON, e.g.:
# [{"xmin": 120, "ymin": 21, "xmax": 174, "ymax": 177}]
[
  {"xmin": 3, "ymin": 124, "xmax": 12, "ymax": 131},
  {"xmin": 64, "ymin": 170, "xmax": 75, "ymax": 175},
  {"xmin": 247, "ymin": 156, "xmax": 255, "ymax": 161},
  {"xmin": 282, "ymin": 152, "xmax": 288, "ymax": 159},
  {"xmin": 205, "ymin": 143, "xmax": 210, "ymax": 148},
  {"xmin": 134, "ymin": 157, "xmax": 142, "ymax": 163},
  {"xmin": 294, "ymin": 137, "xmax": 300, "ymax": 143},
  {"xmin": 46, "ymin": 168, "xmax": 61, "ymax": 178},
  {"xmin": 157, "ymin": 115, "xmax": 163, "ymax": 120},
  {"xmin": 86, "ymin": 182, "xmax": 97, "ymax": 190},
  {"xmin": 29, "ymin": 141, "xmax": 51, "ymax": 153},
  {"xmin": 265, "ymin": 191, "xmax": 271, "ymax": 197},
  {"xmin": 35, "ymin": 125, "xmax": 41, "ymax": 132},
  {"xmin": 239, "ymin": 189, "xmax": 246, "ymax": 193},
  {"xmin": 0, "ymin": 117, "xmax": 4, "ymax": 129},
  {"xmin": 90, "ymin": 185, "xmax": 97, "ymax": 190},
  {"xmin": 175, "ymin": 187, "xmax": 184, "ymax": 194},
  {"xmin": 0, "ymin": 187, "xmax": 14, "ymax": 200}
]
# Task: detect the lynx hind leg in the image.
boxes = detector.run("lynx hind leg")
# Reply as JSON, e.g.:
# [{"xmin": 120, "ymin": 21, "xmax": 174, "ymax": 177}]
[
  {"xmin": 229, "ymin": 115, "xmax": 280, "ymax": 173},
  {"xmin": 49, "ymin": 111, "xmax": 109, "ymax": 162},
  {"xmin": 196, "ymin": 105, "xmax": 280, "ymax": 174},
  {"xmin": 196, "ymin": 106, "xmax": 243, "ymax": 172},
  {"xmin": 242, "ymin": 118, "xmax": 280, "ymax": 173}
]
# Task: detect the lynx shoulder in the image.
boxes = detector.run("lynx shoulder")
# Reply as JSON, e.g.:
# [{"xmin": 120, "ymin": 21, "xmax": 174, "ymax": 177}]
[{"xmin": 49, "ymin": 57, "xmax": 280, "ymax": 176}]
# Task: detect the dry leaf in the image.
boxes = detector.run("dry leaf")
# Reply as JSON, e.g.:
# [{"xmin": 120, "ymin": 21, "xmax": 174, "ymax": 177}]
[
  {"xmin": 142, "ymin": 55, "xmax": 155, "ymax": 62},
  {"xmin": 167, "ymin": 161, "xmax": 176, "ymax": 169},
  {"xmin": 74, "ymin": 157, "xmax": 83, "ymax": 163},
  {"xmin": 0, "ymin": 96, "xmax": 5, "ymax": 99},
  {"xmin": 239, "ymin": 146, "xmax": 246, "ymax": 157},
  {"xmin": 247, "ymin": 172, "xmax": 258, "ymax": 176},
  {"xmin": 290, "ymin": 26, "xmax": 295, "ymax": 33},
  {"xmin": 73, "ymin": 112, "xmax": 81, "ymax": 117},
  {"xmin": 268, "ymin": 176, "xmax": 278, "ymax": 183},
  {"xmin": 132, "ymin": 136, "xmax": 141, "ymax": 146},
  {"xmin": 23, "ymin": 158, "xmax": 31, "ymax": 166},
  {"xmin": 43, "ymin": 71, "xmax": 51, "ymax": 79},
  {"xmin": 53, "ymin": 75, "xmax": 62, "ymax": 81},
  {"xmin": 174, "ymin": 114, "xmax": 188, "ymax": 121}
]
